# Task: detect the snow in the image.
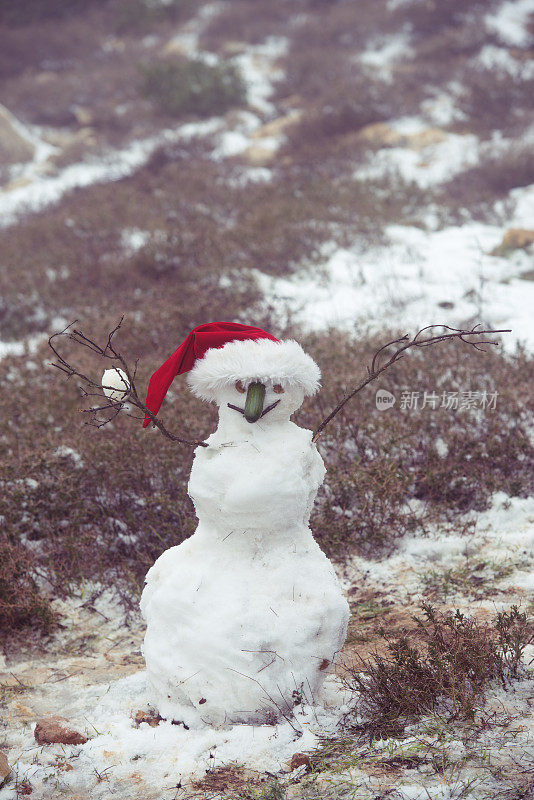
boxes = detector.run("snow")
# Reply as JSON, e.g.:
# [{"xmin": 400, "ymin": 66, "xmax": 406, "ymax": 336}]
[
  {"xmin": 120, "ymin": 228, "xmax": 151, "ymax": 252},
  {"xmin": 478, "ymin": 43, "xmax": 534, "ymax": 76},
  {"xmin": 0, "ymin": 25, "xmax": 286, "ymax": 227},
  {"xmin": 0, "ymin": 670, "xmax": 350, "ymax": 799},
  {"xmin": 102, "ymin": 368, "xmax": 130, "ymax": 403},
  {"xmin": 53, "ymin": 446, "xmax": 84, "ymax": 469},
  {"xmin": 258, "ymin": 184, "xmax": 534, "ymax": 352},
  {"xmin": 359, "ymin": 34, "xmax": 412, "ymax": 78},
  {"xmin": 345, "ymin": 493, "xmax": 534, "ymax": 605},
  {"xmin": 0, "ymin": 332, "xmax": 51, "ymax": 362},
  {"xmin": 485, "ymin": 0, "xmax": 534, "ymax": 47},
  {"xmin": 358, "ymin": 131, "xmax": 480, "ymax": 188},
  {"xmin": 142, "ymin": 341, "xmax": 349, "ymax": 727},
  {"xmin": 233, "ymin": 37, "xmax": 288, "ymax": 115}
]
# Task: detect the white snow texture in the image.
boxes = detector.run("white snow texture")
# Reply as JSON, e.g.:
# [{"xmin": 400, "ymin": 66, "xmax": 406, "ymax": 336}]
[
  {"xmin": 141, "ymin": 340, "xmax": 349, "ymax": 727},
  {"xmin": 188, "ymin": 337, "xmax": 321, "ymax": 401}
]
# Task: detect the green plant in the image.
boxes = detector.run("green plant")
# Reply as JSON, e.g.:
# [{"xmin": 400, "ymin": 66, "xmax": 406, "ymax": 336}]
[{"xmin": 140, "ymin": 58, "xmax": 246, "ymax": 118}]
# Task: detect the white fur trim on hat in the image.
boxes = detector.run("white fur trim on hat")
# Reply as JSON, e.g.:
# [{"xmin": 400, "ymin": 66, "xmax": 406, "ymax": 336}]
[{"xmin": 187, "ymin": 338, "xmax": 321, "ymax": 401}]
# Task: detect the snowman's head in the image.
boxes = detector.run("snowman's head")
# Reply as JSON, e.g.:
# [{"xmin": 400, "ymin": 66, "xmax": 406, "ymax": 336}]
[{"xmin": 187, "ymin": 338, "xmax": 320, "ymax": 423}]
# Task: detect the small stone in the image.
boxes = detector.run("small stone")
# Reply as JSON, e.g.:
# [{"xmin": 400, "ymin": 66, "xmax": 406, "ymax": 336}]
[
  {"xmin": 250, "ymin": 111, "xmax": 301, "ymax": 141},
  {"xmin": 0, "ymin": 106, "xmax": 35, "ymax": 165},
  {"xmin": 73, "ymin": 106, "xmax": 93, "ymax": 126},
  {"xmin": 491, "ymin": 228, "xmax": 534, "ymax": 256},
  {"xmin": 34, "ymin": 715, "xmax": 87, "ymax": 746},
  {"xmin": 0, "ymin": 751, "xmax": 10, "ymax": 784},
  {"xmin": 134, "ymin": 709, "xmax": 161, "ymax": 728},
  {"xmin": 243, "ymin": 143, "xmax": 276, "ymax": 166},
  {"xmin": 356, "ymin": 122, "xmax": 406, "ymax": 148},
  {"xmin": 289, "ymin": 752, "xmax": 312, "ymax": 772},
  {"xmin": 405, "ymin": 127, "xmax": 447, "ymax": 151}
]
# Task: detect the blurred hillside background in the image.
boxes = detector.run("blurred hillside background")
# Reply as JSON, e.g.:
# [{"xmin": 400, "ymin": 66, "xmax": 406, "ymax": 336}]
[{"xmin": 0, "ymin": 1, "xmax": 533, "ymax": 798}]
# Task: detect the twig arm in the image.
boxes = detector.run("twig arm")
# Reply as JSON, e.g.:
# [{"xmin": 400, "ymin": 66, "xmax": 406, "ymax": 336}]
[
  {"xmin": 312, "ymin": 325, "xmax": 511, "ymax": 443},
  {"xmin": 48, "ymin": 320, "xmax": 208, "ymax": 448}
]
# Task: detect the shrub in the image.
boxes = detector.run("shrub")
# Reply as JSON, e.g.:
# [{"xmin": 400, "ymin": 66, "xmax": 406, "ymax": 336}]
[
  {"xmin": 345, "ymin": 604, "xmax": 532, "ymax": 734},
  {"xmin": 402, "ymin": 0, "xmax": 500, "ymax": 38},
  {"xmin": 0, "ymin": 0, "xmax": 107, "ymax": 26},
  {"xmin": 440, "ymin": 142, "xmax": 534, "ymax": 222},
  {"xmin": 140, "ymin": 58, "xmax": 246, "ymax": 118},
  {"xmin": 114, "ymin": 0, "xmax": 194, "ymax": 35},
  {"xmin": 454, "ymin": 65, "xmax": 534, "ymax": 137},
  {"xmin": 0, "ymin": 539, "xmax": 55, "ymax": 632},
  {"xmin": 300, "ymin": 332, "xmax": 534, "ymax": 558}
]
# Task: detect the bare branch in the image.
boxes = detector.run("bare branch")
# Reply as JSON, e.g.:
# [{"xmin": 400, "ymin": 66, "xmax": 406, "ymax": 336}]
[
  {"xmin": 312, "ymin": 324, "xmax": 511, "ymax": 443},
  {"xmin": 48, "ymin": 320, "xmax": 208, "ymax": 448}
]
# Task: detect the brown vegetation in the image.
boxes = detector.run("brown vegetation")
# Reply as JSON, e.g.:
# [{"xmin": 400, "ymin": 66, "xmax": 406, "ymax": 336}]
[{"xmin": 344, "ymin": 604, "xmax": 532, "ymax": 735}]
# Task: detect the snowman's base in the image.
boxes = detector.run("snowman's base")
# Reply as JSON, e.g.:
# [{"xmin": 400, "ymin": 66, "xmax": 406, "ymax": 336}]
[{"xmin": 57, "ymin": 669, "xmax": 352, "ymax": 795}]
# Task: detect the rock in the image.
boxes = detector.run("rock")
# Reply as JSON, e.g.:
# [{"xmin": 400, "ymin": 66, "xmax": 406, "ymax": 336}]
[
  {"xmin": 0, "ymin": 751, "xmax": 10, "ymax": 785},
  {"xmin": 34, "ymin": 715, "xmax": 87, "ymax": 746},
  {"xmin": 243, "ymin": 143, "xmax": 277, "ymax": 166},
  {"xmin": 289, "ymin": 752, "xmax": 312, "ymax": 772},
  {"xmin": 163, "ymin": 38, "xmax": 188, "ymax": 57},
  {"xmin": 134, "ymin": 709, "xmax": 161, "ymax": 728},
  {"xmin": 405, "ymin": 127, "xmax": 448, "ymax": 151},
  {"xmin": 73, "ymin": 106, "xmax": 94, "ymax": 126},
  {"xmin": 49, "ymin": 128, "xmax": 98, "ymax": 170},
  {"xmin": 222, "ymin": 41, "xmax": 248, "ymax": 56},
  {"xmin": 356, "ymin": 122, "xmax": 406, "ymax": 148},
  {"xmin": 0, "ymin": 106, "xmax": 35, "ymax": 165},
  {"xmin": 250, "ymin": 111, "xmax": 302, "ymax": 141},
  {"xmin": 35, "ymin": 71, "xmax": 58, "ymax": 85},
  {"xmin": 491, "ymin": 229, "xmax": 534, "ymax": 256}
]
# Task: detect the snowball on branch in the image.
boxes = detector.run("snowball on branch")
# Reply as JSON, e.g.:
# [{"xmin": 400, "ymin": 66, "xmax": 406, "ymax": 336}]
[{"xmin": 102, "ymin": 368, "xmax": 130, "ymax": 403}]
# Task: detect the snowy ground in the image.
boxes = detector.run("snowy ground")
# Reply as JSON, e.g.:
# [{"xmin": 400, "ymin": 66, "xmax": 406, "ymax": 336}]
[
  {"xmin": 1, "ymin": 0, "xmax": 533, "ymax": 797},
  {"xmin": 1, "ymin": 493, "xmax": 532, "ymax": 799}
]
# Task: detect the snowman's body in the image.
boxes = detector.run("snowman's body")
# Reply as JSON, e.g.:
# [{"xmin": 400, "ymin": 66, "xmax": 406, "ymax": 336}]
[{"xmin": 140, "ymin": 337, "xmax": 350, "ymax": 728}]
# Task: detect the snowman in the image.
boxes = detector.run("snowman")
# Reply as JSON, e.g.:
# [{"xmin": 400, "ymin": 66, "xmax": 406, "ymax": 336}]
[{"xmin": 139, "ymin": 322, "xmax": 349, "ymax": 728}]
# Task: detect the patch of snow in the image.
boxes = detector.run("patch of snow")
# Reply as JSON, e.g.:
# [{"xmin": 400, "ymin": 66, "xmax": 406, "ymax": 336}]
[
  {"xmin": 486, "ymin": 0, "xmax": 534, "ymax": 47},
  {"xmin": 120, "ymin": 228, "xmax": 151, "ymax": 252},
  {"xmin": 0, "ymin": 667, "xmax": 351, "ymax": 798},
  {"xmin": 344, "ymin": 493, "xmax": 534, "ymax": 606},
  {"xmin": 166, "ymin": 1, "xmax": 223, "ymax": 58},
  {"xmin": 233, "ymin": 36, "xmax": 288, "ymax": 115},
  {"xmin": 434, "ymin": 437, "xmax": 449, "ymax": 458},
  {"xmin": 0, "ymin": 332, "xmax": 50, "ymax": 362},
  {"xmin": 359, "ymin": 34, "xmax": 412, "ymax": 78},
  {"xmin": 478, "ymin": 43, "xmax": 534, "ymax": 76},
  {"xmin": 0, "ymin": 106, "xmax": 58, "ymax": 183},
  {"xmin": 258, "ymin": 183, "xmax": 534, "ymax": 352},
  {"xmin": 0, "ymin": 121, "xmax": 222, "ymax": 229},
  {"xmin": 357, "ymin": 132, "xmax": 480, "ymax": 188},
  {"xmin": 53, "ymin": 446, "xmax": 84, "ymax": 469},
  {"xmin": 420, "ymin": 84, "xmax": 467, "ymax": 127}
]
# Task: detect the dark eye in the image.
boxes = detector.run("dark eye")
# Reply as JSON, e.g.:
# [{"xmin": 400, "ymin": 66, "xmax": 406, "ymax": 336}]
[
  {"xmin": 235, "ymin": 380, "xmax": 246, "ymax": 394},
  {"xmin": 273, "ymin": 384, "xmax": 285, "ymax": 394}
]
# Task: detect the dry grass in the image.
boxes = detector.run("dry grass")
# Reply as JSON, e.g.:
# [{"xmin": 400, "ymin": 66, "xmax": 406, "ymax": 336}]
[
  {"xmin": 440, "ymin": 141, "xmax": 534, "ymax": 222},
  {"xmin": 344, "ymin": 604, "xmax": 532, "ymax": 735},
  {"xmin": 299, "ymin": 332, "xmax": 534, "ymax": 558}
]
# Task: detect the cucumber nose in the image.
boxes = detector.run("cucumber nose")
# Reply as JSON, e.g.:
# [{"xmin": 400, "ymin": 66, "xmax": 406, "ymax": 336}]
[{"xmin": 244, "ymin": 382, "xmax": 265, "ymax": 423}]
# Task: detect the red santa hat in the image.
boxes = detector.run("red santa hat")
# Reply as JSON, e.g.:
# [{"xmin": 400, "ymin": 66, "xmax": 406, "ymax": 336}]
[{"xmin": 143, "ymin": 322, "xmax": 278, "ymax": 427}]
